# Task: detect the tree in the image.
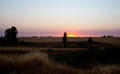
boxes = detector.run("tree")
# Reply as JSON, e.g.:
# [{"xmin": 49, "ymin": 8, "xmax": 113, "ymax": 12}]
[
  {"xmin": 10, "ymin": 26, "xmax": 18, "ymax": 41},
  {"xmin": 4, "ymin": 26, "xmax": 18, "ymax": 44},
  {"xmin": 0, "ymin": 37, "xmax": 4, "ymax": 45},
  {"xmin": 88, "ymin": 37, "xmax": 93, "ymax": 47},
  {"xmin": 62, "ymin": 32, "xmax": 67, "ymax": 47},
  {"xmin": 4, "ymin": 28, "xmax": 11, "ymax": 41}
]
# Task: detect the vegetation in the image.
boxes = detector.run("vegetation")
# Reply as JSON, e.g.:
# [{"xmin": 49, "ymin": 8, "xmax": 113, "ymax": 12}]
[
  {"xmin": 0, "ymin": 52, "xmax": 120, "ymax": 74},
  {"xmin": 63, "ymin": 32, "xmax": 67, "ymax": 47},
  {"xmin": 49, "ymin": 47, "xmax": 120, "ymax": 69},
  {"xmin": 0, "ymin": 26, "xmax": 18, "ymax": 45},
  {"xmin": 0, "ymin": 36, "xmax": 120, "ymax": 74},
  {"xmin": 4, "ymin": 26, "xmax": 18, "ymax": 44},
  {"xmin": 87, "ymin": 37, "xmax": 93, "ymax": 47}
]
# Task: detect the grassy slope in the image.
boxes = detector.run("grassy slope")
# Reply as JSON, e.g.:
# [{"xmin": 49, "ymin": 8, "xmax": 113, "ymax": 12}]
[
  {"xmin": 19, "ymin": 37, "xmax": 120, "ymax": 45},
  {"xmin": 0, "ymin": 52, "xmax": 120, "ymax": 74},
  {"xmin": 49, "ymin": 47, "xmax": 120, "ymax": 69},
  {"xmin": 0, "ymin": 52, "xmax": 80, "ymax": 74},
  {"xmin": 0, "ymin": 37, "xmax": 120, "ymax": 74}
]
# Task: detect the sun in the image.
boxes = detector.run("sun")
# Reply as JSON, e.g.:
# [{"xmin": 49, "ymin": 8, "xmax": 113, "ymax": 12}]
[{"xmin": 67, "ymin": 34, "xmax": 78, "ymax": 37}]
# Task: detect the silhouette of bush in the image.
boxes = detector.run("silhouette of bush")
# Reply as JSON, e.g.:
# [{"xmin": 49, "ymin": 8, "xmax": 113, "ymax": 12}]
[
  {"xmin": 4, "ymin": 26, "xmax": 18, "ymax": 44},
  {"xmin": 0, "ymin": 37, "xmax": 5, "ymax": 45},
  {"xmin": 62, "ymin": 32, "xmax": 67, "ymax": 47},
  {"xmin": 88, "ymin": 37, "xmax": 93, "ymax": 47}
]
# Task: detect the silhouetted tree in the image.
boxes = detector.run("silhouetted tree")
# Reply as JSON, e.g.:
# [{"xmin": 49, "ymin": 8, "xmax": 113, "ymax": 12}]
[
  {"xmin": 4, "ymin": 26, "xmax": 18, "ymax": 44},
  {"xmin": 62, "ymin": 32, "xmax": 67, "ymax": 47},
  {"xmin": 10, "ymin": 26, "xmax": 18, "ymax": 42},
  {"xmin": 88, "ymin": 37, "xmax": 93, "ymax": 47},
  {"xmin": 0, "ymin": 37, "xmax": 4, "ymax": 45},
  {"xmin": 4, "ymin": 28, "xmax": 11, "ymax": 42}
]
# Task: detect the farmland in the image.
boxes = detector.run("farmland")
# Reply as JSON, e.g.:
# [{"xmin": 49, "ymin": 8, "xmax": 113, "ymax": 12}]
[{"xmin": 0, "ymin": 37, "xmax": 120, "ymax": 74}]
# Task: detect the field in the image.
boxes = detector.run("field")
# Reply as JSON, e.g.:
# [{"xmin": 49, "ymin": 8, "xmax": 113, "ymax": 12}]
[
  {"xmin": 0, "ymin": 37, "xmax": 120, "ymax": 74},
  {"xmin": 19, "ymin": 37, "xmax": 120, "ymax": 45}
]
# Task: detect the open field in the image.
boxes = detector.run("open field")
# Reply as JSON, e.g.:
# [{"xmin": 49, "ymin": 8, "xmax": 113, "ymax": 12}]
[
  {"xmin": 0, "ymin": 52, "xmax": 120, "ymax": 74},
  {"xmin": 19, "ymin": 37, "xmax": 120, "ymax": 45},
  {"xmin": 0, "ymin": 37, "xmax": 120, "ymax": 74}
]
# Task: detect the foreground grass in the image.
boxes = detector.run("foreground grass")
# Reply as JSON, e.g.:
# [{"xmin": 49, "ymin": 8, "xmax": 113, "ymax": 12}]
[
  {"xmin": 0, "ymin": 52, "xmax": 120, "ymax": 74},
  {"xmin": 49, "ymin": 47, "xmax": 120, "ymax": 69}
]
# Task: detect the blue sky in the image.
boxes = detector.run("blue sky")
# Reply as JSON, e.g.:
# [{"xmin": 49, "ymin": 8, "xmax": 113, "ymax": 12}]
[{"xmin": 0, "ymin": 0, "xmax": 120, "ymax": 37}]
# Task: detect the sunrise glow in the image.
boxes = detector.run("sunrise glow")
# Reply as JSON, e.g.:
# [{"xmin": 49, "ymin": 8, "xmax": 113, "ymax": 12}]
[{"xmin": 67, "ymin": 34, "xmax": 78, "ymax": 37}]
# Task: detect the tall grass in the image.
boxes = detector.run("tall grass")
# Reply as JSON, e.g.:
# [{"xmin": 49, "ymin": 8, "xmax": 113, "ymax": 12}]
[{"xmin": 0, "ymin": 52, "xmax": 120, "ymax": 74}]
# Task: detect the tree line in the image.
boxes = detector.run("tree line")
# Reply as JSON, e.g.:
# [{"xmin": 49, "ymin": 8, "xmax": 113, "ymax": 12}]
[
  {"xmin": 0, "ymin": 26, "xmax": 93, "ymax": 47},
  {"xmin": 0, "ymin": 26, "xmax": 18, "ymax": 45}
]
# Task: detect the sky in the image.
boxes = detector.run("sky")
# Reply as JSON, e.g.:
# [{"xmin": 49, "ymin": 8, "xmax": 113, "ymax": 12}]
[{"xmin": 0, "ymin": 0, "xmax": 120, "ymax": 37}]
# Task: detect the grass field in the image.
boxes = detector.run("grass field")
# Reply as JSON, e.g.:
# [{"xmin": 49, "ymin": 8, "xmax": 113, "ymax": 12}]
[
  {"xmin": 0, "ymin": 37, "xmax": 120, "ymax": 74},
  {"xmin": 0, "ymin": 52, "xmax": 120, "ymax": 74},
  {"xmin": 19, "ymin": 37, "xmax": 120, "ymax": 45}
]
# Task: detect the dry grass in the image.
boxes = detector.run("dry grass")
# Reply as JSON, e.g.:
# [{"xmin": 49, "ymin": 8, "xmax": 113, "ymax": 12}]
[
  {"xmin": 19, "ymin": 37, "xmax": 120, "ymax": 45},
  {"xmin": 0, "ymin": 52, "xmax": 120, "ymax": 74},
  {"xmin": 91, "ymin": 37, "xmax": 120, "ymax": 45},
  {"xmin": 0, "ymin": 47, "xmax": 87, "ymax": 52},
  {"xmin": 0, "ymin": 52, "xmax": 80, "ymax": 74},
  {"xmin": 19, "ymin": 37, "xmax": 83, "ymax": 43},
  {"xmin": 0, "ymin": 37, "xmax": 120, "ymax": 73}
]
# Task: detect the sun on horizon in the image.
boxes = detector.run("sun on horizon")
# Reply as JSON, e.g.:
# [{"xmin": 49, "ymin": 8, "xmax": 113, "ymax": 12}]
[{"xmin": 67, "ymin": 34, "xmax": 78, "ymax": 37}]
